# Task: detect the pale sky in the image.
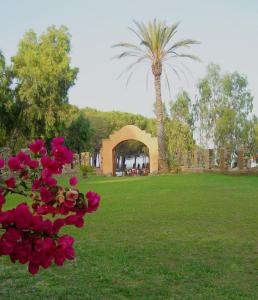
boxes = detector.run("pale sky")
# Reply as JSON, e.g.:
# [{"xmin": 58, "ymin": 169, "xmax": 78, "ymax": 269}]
[{"xmin": 1, "ymin": 0, "xmax": 258, "ymax": 117}]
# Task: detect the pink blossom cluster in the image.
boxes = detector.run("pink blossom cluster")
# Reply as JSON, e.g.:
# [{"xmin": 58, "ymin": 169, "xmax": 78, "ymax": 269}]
[{"xmin": 0, "ymin": 137, "xmax": 100, "ymax": 274}]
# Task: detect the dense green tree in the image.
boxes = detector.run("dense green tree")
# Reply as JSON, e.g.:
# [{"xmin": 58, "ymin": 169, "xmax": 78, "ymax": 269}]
[
  {"xmin": 113, "ymin": 19, "xmax": 200, "ymax": 172},
  {"xmin": 252, "ymin": 120, "xmax": 258, "ymax": 154},
  {"xmin": 165, "ymin": 91, "xmax": 195, "ymax": 166},
  {"xmin": 196, "ymin": 64, "xmax": 254, "ymax": 158},
  {"xmin": 11, "ymin": 26, "xmax": 78, "ymax": 142},
  {"xmin": 170, "ymin": 91, "xmax": 195, "ymax": 127},
  {"xmin": 0, "ymin": 51, "xmax": 15, "ymax": 147},
  {"xmin": 115, "ymin": 140, "xmax": 148, "ymax": 169},
  {"xmin": 65, "ymin": 113, "xmax": 92, "ymax": 155}
]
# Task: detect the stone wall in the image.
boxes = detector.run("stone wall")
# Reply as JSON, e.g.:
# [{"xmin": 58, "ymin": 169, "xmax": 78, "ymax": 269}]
[{"xmin": 173, "ymin": 147, "xmax": 257, "ymax": 174}]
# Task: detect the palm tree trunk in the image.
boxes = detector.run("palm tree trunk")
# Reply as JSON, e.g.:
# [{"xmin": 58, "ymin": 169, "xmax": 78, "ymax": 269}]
[{"xmin": 152, "ymin": 62, "xmax": 168, "ymax": 172}]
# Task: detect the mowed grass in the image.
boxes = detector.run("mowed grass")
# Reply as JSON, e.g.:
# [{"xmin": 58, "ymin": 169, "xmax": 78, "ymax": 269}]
[{"xmin": 0, "ymin": 173, "xmax": 258, "ymax": 299}]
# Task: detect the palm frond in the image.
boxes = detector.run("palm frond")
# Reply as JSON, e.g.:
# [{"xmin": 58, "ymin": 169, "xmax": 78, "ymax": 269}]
[
  {"xmin": 164, "ymin": 62, "xmax": 182, "ymax": 81},
  {"xmin": 132, "ymin": 20, "xmax": 152, "ymax": 46},
  {"xmin": 141, "ymin": 40, "xmax": 153, "ymax": 53},
  {"xmin": 167, "ymin": 39, "xmax": 200, "ymax": 52},
  {"xmin": 161, "ymin": 22, "xmax": 180, "ymax": 49},
  {"xmin": 125, "ymin": 68, "xmax": 138, "ymax": 87},
  {"xmin": 111, "ymin": 42, "xmax": 144, "ymax": 53},
  {"xmin": 128, "ymin": 25, "xmax": 144, "ymax": 42},
  {"xmin": 167, "ymin": 61, "xmax": 192, "ymax": 87},
  {"xmin": 117, "ymin": 55, "xmax": 149, "ymax": 79},
  {"xmin": 112, "ymin": 51, "xmax": 143, "ymax": 59},
  {"xmin": 176, "ymin": 62, "xmax": 191, "ymax": 88},
  {"xmin": 175, "ymin": 53, "xmax": 201, "ymax": 62}
]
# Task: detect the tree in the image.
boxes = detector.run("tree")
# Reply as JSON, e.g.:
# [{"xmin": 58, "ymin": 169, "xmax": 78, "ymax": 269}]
[
  {"xmin": 196, "ymin": 64, "xmax": 254, "ymax": 160},
  {"xmin": 66, "ymin": 113, "xmax": 93, "ymax": 155},
  {"xmin": 165, "ymin": 91, "xmax": 195, "ymax": 166},
  {"xmin": 113, "ymin": 19, "xmax": 200, "ymax": 172},
  {"xmin": 0, "ymin": 51, "xmax": 15, "ymax": 147},
  {"xmin": 115, "ymin": 140, "xmax": 148, "ymax": 169},
  {"xmin": 11, "ymin": 26, "xmax": 78, "ymax": 142}
]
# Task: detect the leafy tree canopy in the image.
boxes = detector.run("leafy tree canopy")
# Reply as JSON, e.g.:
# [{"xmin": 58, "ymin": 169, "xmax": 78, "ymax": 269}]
[
  {"xmin": 11, "ymin": 26, "xmax": 78, "ymax": 141},
  {"xmin": 196, "ymin": 63, "xmax": 255, "ymax": 155},
  {"xmin": 165, "ymin": 91, "xmax": 195, "ymax": 166},
  {"xmin": 0, "ymin": 51, "xmax": 15, "ymax": 147},
  {"xmin": 65, "ymin": 113, "xmax": 93, "ymax": 154}
]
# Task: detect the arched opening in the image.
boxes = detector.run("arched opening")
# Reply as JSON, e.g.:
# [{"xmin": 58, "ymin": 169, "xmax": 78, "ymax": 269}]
[
  {"xmin": 101, "ymin": 125, "xmax": 158, "ymax": 176},
  {"xmin": 112, "ymin": 139, "xmax": 150, "ymax": 176}
]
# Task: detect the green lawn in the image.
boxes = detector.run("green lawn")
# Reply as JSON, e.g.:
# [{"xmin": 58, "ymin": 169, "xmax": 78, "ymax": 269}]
[{"xmin": 0, "ymin": 173, "xmax": 258, "ymax": 299}]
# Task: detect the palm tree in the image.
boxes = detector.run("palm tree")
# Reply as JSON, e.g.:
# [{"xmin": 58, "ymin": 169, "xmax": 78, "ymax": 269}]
[{"xmin": 113, "ymin": 19, "xmax": 200, "ymax": 172}]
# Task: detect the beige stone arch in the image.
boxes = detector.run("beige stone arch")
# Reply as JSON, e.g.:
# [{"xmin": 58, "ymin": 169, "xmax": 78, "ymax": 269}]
[{"xmin": 101, "ymin": 125, "xmax": 158, "ymax": 175}]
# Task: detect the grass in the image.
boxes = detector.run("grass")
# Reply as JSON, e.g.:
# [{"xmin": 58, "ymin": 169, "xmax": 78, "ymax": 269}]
[{"xmin": 0, "ymin": 173, "xmax": 258, "ymax": 299}]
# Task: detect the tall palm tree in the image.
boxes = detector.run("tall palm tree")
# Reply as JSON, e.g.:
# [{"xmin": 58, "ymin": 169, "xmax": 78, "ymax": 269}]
[{"xmin": 113, "ymin": 19, "xmax": 200, "ymax": 172}]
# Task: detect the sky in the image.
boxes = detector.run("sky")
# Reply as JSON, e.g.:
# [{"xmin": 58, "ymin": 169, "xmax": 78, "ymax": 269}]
[{"xmin": 1, "ymin": 0, "xmax": 258, "ymax": 118}]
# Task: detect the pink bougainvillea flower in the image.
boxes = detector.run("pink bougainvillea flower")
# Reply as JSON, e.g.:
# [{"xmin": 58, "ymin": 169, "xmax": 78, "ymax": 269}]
[
  {"xmin": 52, "ymin": 219, "xmax": 65, "ymax": 234},
  {"xmin": 28, "ymin": 262, "xmax": 39, "ymax": 275},
  {"xmin": 52, "ymin": 145, "xmax": 73, "ymax": 164},
  {"xmin": 5, "ymin": 227, "xmax": 22, "ymax": 242},
  {"xmin": 41, "ymin": 168, "xmax": 53, "ymax": 180},
  {"xmin": 54, "ymin": 235, "xmax": 75, "ymax": 266},
  {"xmin": 8, "ymin": 157, "xmax": 21, "ymax": 171},
  {"xmin": 41, "ymin": 156, "xmax": 52, "ymax": 168},
  {"xmin": 56, "ymin": 192, "xmax": 65, "ymax": 204},
  {"xmin": 66, "ymin": 190, "xmax": 78, "ymax": 202},
  {"xmin": 51, "ymin": 137, "xmax": 65, "ymax": 148},
  {"xmin": 69, "ymin": 176, "xmax": 78, "ymax": 186},
  {"xmin": 28, "ymin": 160, "xmax": 39, "ymax": 169},
  {"xmin": 29, "ymin": 139, "xmax": 45, "ymax": 154},
  {"xmin": 64, "ymin": 190, "xmax": 79, "ymax": 208},
  {"xmin": 65, "ymin": 215, "xmax": 84, "ymax": 227},
  {"xmin": 32, "ymin": 179, "xmax": 41, "ymax": 190},
  {"xmin": 5, "ymin": 177, "xmax": 16, "ymax": 188},
  {"xmin": 13, "ymin": 203, "xmax": 33, "ymax": 229},
  {"xmin": 0, "ymin": 193, "xmax": 6, "ymax": 208},
  {"xmin": 44, "ymin": 177, "xmax": 57, "ymax": 187},
  {"xmin": 40, "ymin": 187, "xmax": 54, "ymax": 203},
  {"xmin": 0, "ymin": 159, "xmax": 5, "ymax": 168},
  {"xmin": 17, "ymin": 151, "xmax": 31, "ymax": 165},
  {"xmin": 41, "ymin": 157, "xmax": 62, "ymax": 175},
  {"xmin": 42, "ymin": 220, "xmax": 53, "ymax": 235},
  {"xmin": 86, "ymin": 191, "xmax": 101, "ymax": 213},
  {"xmin": 36, "ymin": 205, "xmax": 56, "ymax": 215},
  {"xmin": 0, "ymin": 137, "xmax": 101, "ymax": 275},
  {"xmin": 39, "ymin": 147, "xmax": 47, "ymax": 156},
  {"xmin": 64, "ymin": 199, "xmax": 75, "ymax": 208},
  {"xmin": 47, "ymin": 160, "xmax": 62, "ymax": 174}
]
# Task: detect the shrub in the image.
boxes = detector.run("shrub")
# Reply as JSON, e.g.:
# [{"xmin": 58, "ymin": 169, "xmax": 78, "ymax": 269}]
[{"xmin": 80, "ymin": 165, "xmax": 94, "ymax": 177}]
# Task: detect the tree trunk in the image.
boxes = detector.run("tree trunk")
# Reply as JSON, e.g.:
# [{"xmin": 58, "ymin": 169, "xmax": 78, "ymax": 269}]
[
  {"xmin": 122, "ymin": 155, "xmax": 126, "ymax": 168},
  {"xmin": 93, "ymin": 152, "xmax": 97, "ymax": 167},
  {"xmin": 78, "ymin": 149, "xmax": 81, "ymax": 166},
  {"xmin": 152, "ymin": 61, "xmax": 168, "ymax": 172},
  {"xmin": 116, "ymin": 154, "xmax": 119, "ymax": 169}
]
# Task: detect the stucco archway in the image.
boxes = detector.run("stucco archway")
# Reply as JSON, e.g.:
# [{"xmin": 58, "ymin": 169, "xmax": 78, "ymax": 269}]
[{"xmin": 101, "ymin": 125, "xmax": 158, "ymax": 175}]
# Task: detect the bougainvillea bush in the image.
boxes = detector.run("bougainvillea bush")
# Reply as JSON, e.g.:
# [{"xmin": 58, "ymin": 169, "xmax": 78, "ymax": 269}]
[{"xmin": 0, "ymin": 137, "xmax": 100, "ymax": 274}]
